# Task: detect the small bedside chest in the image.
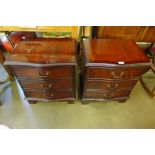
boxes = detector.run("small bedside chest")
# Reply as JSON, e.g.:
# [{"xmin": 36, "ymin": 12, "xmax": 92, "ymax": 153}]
[
  {"xmin": 5, "ymin": 38, "xmax": 77, "ymax": 104},
  {"xmin": 80, "ymin": 39, "xmax": 150, "ymax": 103}
]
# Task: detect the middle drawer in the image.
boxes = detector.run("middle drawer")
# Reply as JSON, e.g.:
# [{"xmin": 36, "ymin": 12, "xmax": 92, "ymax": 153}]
[
  {"xmin": 18, "ymin": 79, "xmax": 73, "ymax": 90},
  {"xmin": 86, "ymin": 79, "xmax": 137, "ymax": 90}
]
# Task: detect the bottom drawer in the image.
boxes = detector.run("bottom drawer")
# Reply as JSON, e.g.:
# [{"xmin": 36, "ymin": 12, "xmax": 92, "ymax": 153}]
[
  {"xmin": 84, "ymin": 90, "xmax": 130, "ymax": 99},
  {"xmin": 24, "ymin": 90, "xmax": 74, "ymax": 100}
]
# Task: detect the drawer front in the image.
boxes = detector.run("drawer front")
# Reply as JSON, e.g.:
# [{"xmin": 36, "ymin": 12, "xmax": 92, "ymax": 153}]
[
  {"xmin": 24, "ymin": 90, "xmax": 74, "ymax": 100},
  {"xmin": 86, "ymin": 80, "xmax": 137, "ymax": 90},
  {"xmin": 19, "ymin": 79, "xmax": 73, "ymax": 90},
  {"xmin": 87, "ymin": 67, "xmax": 149, "ymax": 79},
  {"xmin": 84, "ymin": 90, "xmax": 130, "ymax": 99},
  {"xmin": 12, "ymin": 66, "xmax": 74, "ymax": 79}
]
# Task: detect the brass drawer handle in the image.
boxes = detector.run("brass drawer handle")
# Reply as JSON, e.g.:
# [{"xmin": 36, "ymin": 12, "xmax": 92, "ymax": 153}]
[
  {"xmin": 41, "ymin": 84, "xmax": 52, "ymax": 88},
  {"xmin": 38, "ymin": 71, "xmax": 49, "ymax": 78},
  {"xmin": 104, "ymin": 93, "xmax": 113, "ymax": 98},
  {"xmin": 111, "ymin": 71, "xmax": 124, "ymax": 78},
  {"xmin": 44, "ymin": 93, "xmax": 54, "ymax": 98},
  {"xmin": 107, "ymin": 83, "xmax": 118, "ymax": 89}
]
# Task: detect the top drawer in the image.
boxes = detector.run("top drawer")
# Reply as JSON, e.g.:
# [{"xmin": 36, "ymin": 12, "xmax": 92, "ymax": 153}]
[
  {"xmin": 87, "ymin": 66, "xmax": 149, "ymax": 80},
  {"xmin": 12, "ymin": 66, "xmax": 74, "ymax": 79}
]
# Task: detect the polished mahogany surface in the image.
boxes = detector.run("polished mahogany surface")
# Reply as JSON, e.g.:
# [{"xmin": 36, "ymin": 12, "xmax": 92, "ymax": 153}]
[
  {"xmin": 5, "ymin": 38, "xmax": 77, "ymax": 103},
  {"xmin": 81, "ymin": 39, "xmax": 150, "ymax": 103},
  {"xmin": 5, "ymin": 38, "xmax": 76, "ymax": 65},
  {"xmin": 83, "ymin": 39, "xmax": 150, "ymax": 64}
]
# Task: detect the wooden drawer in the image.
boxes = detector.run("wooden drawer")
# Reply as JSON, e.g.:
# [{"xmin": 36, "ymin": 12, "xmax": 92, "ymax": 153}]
[
  {"xmin": 19, "ymin": 79, "xmax": 73, "ymax": 90},
  {"xmin": 87, "ymin": 67, "xmax": 149, "ymax": 80},
  {"xmin": 84, "ymin": 90, "xmax": 130, "ymax": 99},
  {"xmin": 12, "ymin": 66, "xmax": 74, "ymax": 79},
  {"xmin": 86, "ymin": 80, "xmax": 137, "ymax": 90},
  {"xmin": 24, "ymin": 90, "xmax": 74, "ymax": 100}
]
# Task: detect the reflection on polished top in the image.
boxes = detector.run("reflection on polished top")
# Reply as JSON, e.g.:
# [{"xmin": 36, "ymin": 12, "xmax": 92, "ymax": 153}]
[
  {"xmin": 83, "ymin": 39, "xmax": 150, "ymax": 64},
  {"xmin": 5, "ymin": 38, "xmax": 76, "ymax": 66}
]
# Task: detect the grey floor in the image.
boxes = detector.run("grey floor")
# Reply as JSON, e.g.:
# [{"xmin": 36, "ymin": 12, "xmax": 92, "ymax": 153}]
[{"xmin": 0, "ymin": 64, "xmax": 155, "ymax": 128}]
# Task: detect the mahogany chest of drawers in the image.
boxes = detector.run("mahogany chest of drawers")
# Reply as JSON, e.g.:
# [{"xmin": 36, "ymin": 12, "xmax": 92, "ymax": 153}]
[
  {"xmin": 5, "ymin": 38, "xmax": 77, "ymax": 104},
  {"xmin": 80, "ymin": 39, "xmax": 150, "ymax": 103}
]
